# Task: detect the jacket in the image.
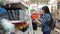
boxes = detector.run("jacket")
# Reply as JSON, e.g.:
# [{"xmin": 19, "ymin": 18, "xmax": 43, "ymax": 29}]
[{"xmin": 42, "ymin": 13, "xmax": 51, "ymax": 32}]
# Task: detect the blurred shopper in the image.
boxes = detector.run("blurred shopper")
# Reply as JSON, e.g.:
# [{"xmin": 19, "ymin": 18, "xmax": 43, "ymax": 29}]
[
  {"xmin": 31, "ymin": 12, "xmax": 38, "ymax": 30},
  {"xmin": 35, "ymin": 6, "xmax": 53, "ymax": 34}
]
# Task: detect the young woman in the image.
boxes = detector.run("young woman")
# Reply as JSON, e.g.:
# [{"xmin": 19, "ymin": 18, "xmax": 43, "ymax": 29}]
[{"xmin": 35, "ymin": 6, "xmax": 52, "ymax": 34}]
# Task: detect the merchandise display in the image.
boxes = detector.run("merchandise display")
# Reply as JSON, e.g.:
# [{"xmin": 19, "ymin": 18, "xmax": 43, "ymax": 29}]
[
  {"xmin": 3, "ymin": 8, "xmax": 30, "ymax": 33},
  {"xmin": 0, "ymin": 18, "xmax": 15, "ymax": 34},
  {"xmin": 19, "ymin": 10, "xmax": 26, "ymax": 21},
  {"xmin": 0, "ymin": 8, "xmax": 7, "ymax": 15},
  {"xmin": 4, "ymin": 9, "xmax": 26, "ymax": 21},
  {"xmin": 6, "ymin": 10, "xmax": 19, "ymax": 20},
  {"xmin": 0, "ymin": 0, "xmax": 33, "ymax": 34},
  {"xmin": 13, "ymin": 22, "xmax": 29, "ymax": 32}
]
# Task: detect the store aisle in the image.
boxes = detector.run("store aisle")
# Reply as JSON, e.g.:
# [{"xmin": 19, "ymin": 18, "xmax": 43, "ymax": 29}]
[
  {"xmin": 37, "ymin": 27, "xmax": 43, "ymax": 34},
  {"xmin": 33, "ymin": 27, "xmax": 43, "ymax": 34},
  {"xmin": 35, "ymin": 27, "xmax": 60, "ymax": 34}
]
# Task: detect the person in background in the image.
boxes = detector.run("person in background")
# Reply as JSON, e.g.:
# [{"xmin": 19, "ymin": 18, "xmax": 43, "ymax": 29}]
[
  {"xmin": 35, "ymin": 6, "xmax": 52, "ymax": 34},
  {"xmin": 31, "ymin": 12, "xmax": 37, "ymax": 30}
]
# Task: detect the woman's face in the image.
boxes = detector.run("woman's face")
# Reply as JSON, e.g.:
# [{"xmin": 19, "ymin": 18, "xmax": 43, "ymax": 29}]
[{"xmin": 42, "ymin": 10, "xmax": 45, "ymax": 15}]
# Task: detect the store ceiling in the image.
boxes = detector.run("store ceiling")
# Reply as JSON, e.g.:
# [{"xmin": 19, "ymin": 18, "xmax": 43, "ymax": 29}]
[
  {"xmin": 31, "ymin": 0, "xmax": 49, "ymax": 4},
  {"xmin": 31, "ymin": 0, "xmax": 49, "ymax": 2},
  {"xmin": 38, "ymin": 0, "xmax": 49, "ymax": 2}
]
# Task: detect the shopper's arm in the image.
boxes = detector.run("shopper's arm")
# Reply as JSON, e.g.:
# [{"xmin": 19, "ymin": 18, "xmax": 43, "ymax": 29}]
[
  {"xmin": 38, "ymin": 19, "xmax": 42, "ymax": 22},
  {"xmin": 35, "ymin": 19, "xmax": 42, "ymax": 24}
]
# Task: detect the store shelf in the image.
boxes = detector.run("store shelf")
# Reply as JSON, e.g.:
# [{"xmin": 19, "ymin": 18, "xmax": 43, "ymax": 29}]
[
  {"xmin": 10, "ymin": 18, "xmax": 30, "ymax": 23},
  {"xmin": 0, "ymin": 0, "xmax": 33, "ymax": 34},
  {"xmin": 56, "ymin": 23, "xmax": 60, "ymax": 29},
  {"xmin": 10, "ymin": 21, "xmax": 21, "ymax": 23},
  {"xmin": 2, "ymin": 1, "xmax": 29, "ymax": 9},
  {"xmin": 3, "ymin": 6, "xmax": 22, "ymax": 10},
  {"xmin": 55, "ymin": 17, "xmax": 60, "ymax": 33},
  {"xmin": 57, "ymin": 0, "xmax": 60, "ymax": 2},
  {"xmin": 20, "ymin": 1, "xmax": 29, "ymax": 8},
  {"xmin": 55, "ymin": 28, "xmax": 60, "ymax": 33},
  {"xmin": 55, "ymin": 17, "xmax": 60, "ymax": 20}
]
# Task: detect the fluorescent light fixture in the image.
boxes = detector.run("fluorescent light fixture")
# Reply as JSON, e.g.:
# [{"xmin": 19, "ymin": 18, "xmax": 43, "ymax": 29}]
[{"xmin": 48, "ymin": 0, "xmax": 57, "ymax": 4}]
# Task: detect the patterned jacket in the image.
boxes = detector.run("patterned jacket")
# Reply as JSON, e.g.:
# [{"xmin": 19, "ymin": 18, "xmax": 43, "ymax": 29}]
[{"xmin": 42, "ymin": 13, "xmax": 51, "ymax": 32}]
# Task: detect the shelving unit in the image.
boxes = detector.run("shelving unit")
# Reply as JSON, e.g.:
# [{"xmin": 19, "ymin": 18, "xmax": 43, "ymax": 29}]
[
  {"xmin": 54, "ymin": 2, "xmax": 60, "ymax": 34},
  {"xmin": 0, "ymin": 0, "xmax": 33, "ymax": 34},
  {"xmin": 0, "ymin": 0, "xmax": 29, "ymax": 8}
]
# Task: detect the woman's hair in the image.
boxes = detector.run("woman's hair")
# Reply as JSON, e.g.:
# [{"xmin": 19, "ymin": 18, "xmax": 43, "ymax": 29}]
[
  {"xmin": 42, "ymin": 6, "xmax": 53, "ymax": 21},
  {"xmin": 42, "ymin": 6, "xmax": 50, "ymax": 14}
]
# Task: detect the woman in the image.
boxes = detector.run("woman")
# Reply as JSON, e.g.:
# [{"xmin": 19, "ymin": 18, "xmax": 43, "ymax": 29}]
[{"xmin": 35, "ymin": 6, "xmax": 52, "ymax": 34}]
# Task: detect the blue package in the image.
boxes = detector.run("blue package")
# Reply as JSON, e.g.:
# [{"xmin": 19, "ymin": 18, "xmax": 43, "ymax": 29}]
[{"xmin": 0, "ymin": 8, "xmax": 7, "ymax": 15}]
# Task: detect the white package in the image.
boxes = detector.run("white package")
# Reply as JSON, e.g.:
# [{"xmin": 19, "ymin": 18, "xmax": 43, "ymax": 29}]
[{"xmin": 1, "ymin": 18, "xmax": 14, "ymax": 31}]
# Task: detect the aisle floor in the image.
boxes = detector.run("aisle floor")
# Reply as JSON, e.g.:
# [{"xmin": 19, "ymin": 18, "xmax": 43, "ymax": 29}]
[
  {"xmin": 37, "ymin": 27, "xmax": 43, "ymax": 34},
  {"xmin": 33, "ymin": 27, "xmax": 43, "ymax": 34},
  {"xmin": 33, "ymin": 27, "xmax": 60, "ymax": 34}
]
